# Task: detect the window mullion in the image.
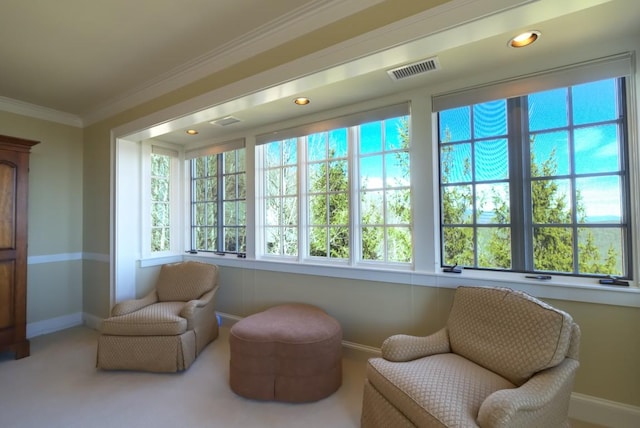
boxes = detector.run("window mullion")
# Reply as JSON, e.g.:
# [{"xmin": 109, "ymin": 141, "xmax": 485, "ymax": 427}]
[
  {"xmin": 217, "ymin": 154, "xmax": 224, "ymax": 252},
  {"xmin": 508, "ymin": 97, "xmax": 530, "ymax": 271},
  {"xmin": 618, "ymin": 78, "xmax": 634, "ymax": 279},
  {"xmin": 349, "ymin": 126, "xmax": 359, "ymax": 265},
  {"xmin": 298, "ymin": 136, "xmax": 308, "ymax": 261}
]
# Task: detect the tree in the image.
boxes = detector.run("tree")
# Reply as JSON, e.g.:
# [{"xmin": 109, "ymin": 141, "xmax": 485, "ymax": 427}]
[
  {"xmin": 309, "ymin": 153, "xmax": 349, "ymax": 258},
  {"xmin": 440, "ymin": 128, "xmax": 474, "ymax": 266},
  {"xmin": 264, "ymin": 140, "xmax": 298, "ymax": 255},
  {"xmin": 151, "ymin": 153, "xmax": 171, "ymax": 252},
  {"xmin": 441, "ymin": 130, "xmax": 621, "ymax": 274},
  {"xmin": 530, "ymin": 147, "xmax": 573, "ymax": 272},
  {"xmin": 385, "ymin": 117, "xmax": 412, "ymax": 262}
]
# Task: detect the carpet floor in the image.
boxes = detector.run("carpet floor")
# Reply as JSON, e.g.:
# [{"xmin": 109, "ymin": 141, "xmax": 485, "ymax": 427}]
[
  {"xmin": 0, "ymin": 325, "xmax": 601, "ymax": 428},
  {"xmin": 0, "ymin": 326, "xmax": 366, "ymax": 428}
]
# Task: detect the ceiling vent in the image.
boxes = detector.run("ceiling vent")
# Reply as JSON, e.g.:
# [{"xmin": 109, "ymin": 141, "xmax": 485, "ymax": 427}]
[
  {"xmin": 387, "ymin": 57, "xmax": 440, "ymax": 81},
  {"xmin": 210, "ymin": 116, "xmax": 241, "ymax": 126}
]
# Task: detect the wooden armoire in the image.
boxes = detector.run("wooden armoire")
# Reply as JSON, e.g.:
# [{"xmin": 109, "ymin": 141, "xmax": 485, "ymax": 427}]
[{"xmin": 0, "ymin": 134, "xmax": 38, "ymax": 359}]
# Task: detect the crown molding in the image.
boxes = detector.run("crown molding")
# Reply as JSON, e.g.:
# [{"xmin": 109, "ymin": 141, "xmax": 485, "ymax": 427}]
[
  {"xmin": 82, "ymin": 0, "xmax": 386, "ymax": 126},
  {"xmin": 0, "ymin": 96, "xmax": 83, "ymax": 128}
]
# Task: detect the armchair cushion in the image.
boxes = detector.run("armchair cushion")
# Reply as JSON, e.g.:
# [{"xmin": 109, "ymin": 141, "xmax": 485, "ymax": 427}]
[
  {"xmin": 367, "ymin": 353, "xmax": 514, "ymax": 427},
  {"xmin": 110, "ymin": 290, "xmax": 158, "ymax": 317},
  {"xmin": 156, "ymin": 261, "xmax": 218, "ymax": 302},
  {"xmin": 101, "ymin": 302, "xmax": 187, "ymax": 336},
  {"xmin": 381, "ymin": 328, "xmax": 450, "ymax": 362},
  {"xmin": 447, "ymin": 286, "xmax": 573, "ymax": 386}
]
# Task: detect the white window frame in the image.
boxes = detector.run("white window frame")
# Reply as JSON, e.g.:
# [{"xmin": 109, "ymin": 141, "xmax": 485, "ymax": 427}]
[
  {"xmin": 256, "ymin": 103, "xmax": 412, "ymax": 268},
  {"xmin": 141, "ymin": 142, "xmax": 183, "ymax": 260}
]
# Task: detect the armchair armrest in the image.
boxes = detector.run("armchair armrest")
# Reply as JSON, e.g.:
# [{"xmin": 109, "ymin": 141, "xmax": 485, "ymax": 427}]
[
  {"xmin": 110, "ymin": 290, "xmax": 158, "ymax": 316},
  {"xmin": 477, "ymin": 358, "xmax": 580, "ymax": 428},
  {"xmin": 381, "ymin": 327, "xmax": 450, "ymax": 362},
  {"xmin": 180, "ymin": 286, "xmax": 219, "ymax": 329}
]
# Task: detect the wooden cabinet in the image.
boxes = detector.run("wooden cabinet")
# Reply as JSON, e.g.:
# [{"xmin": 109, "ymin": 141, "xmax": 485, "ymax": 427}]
[{"xmin": 0, "ymin": 134, "xmax": 38, "ymax": 359}]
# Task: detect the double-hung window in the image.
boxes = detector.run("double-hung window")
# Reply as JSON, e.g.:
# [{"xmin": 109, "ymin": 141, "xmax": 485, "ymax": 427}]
[
  {"xmin": 258, "ymin": 103, "xmax": 412, "ymax": 265},
  {"xmin": 435, "ymin": 56, "xmax": 633, "ymax": 278},
  {"xmin": 188, "ymin": 139, "xmax": 246, "ymax": 254}
]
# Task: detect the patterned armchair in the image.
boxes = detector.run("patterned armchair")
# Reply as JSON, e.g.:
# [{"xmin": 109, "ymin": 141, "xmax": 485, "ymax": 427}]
[
  {"xmin": 362, "ymin": 286, "xmax": 580, "ymax": 428},
  {"xmin": 97, "ymin": 261, "xmax": 219, "ymax": 372}
]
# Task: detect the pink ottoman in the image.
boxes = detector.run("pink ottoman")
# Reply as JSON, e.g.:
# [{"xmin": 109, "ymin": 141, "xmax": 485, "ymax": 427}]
[{"xmin": 229, "ymin": 303, "xmax": 342, "ymax": 402}]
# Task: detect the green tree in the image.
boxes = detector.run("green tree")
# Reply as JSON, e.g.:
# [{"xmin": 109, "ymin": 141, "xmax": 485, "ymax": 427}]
[
  {"xmin": 530, "ymin": 147, "xmax": 573, "ymax": 272},
  {"xmin": 440, "ymin": 130, "xmax": 621, "ymax": 274},
  {"xmin": 531, "ymin": 145, "xmax": 619, "ymax": 275},
  {"xmin": 358, "ymin": 117, "xmax": 412, "ymax": 262},
  {"xmin": 478, "ymin": 190, "xmax": 511, "ymax": 268},
  {"xmin": 440, "ymin": 127, "xmax": 474, "ymax": 266},
  {"xmin": 385, "ymin": 117, "xmax": 412, "ymax": 262},
  {"xmin": 309, "ymin": 154, "xmax": 349, "ymax": 258},
  {"xmin": 151, "ymin": 153, "xmax": 171, "ymax": 252}
]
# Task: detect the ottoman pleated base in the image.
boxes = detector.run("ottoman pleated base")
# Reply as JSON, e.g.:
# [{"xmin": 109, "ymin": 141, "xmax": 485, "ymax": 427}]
[{"xmin": 229, "ymin": 303, "xmax": 342, "ymax": 403}]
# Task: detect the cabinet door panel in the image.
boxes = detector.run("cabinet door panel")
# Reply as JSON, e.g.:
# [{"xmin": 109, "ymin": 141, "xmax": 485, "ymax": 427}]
[
  {"xmin": 0, "ymin": 261, "xmax": 15, "ymax": 329},
  {"xmin": 0, "ymin": 162, "xmax": 17, "ymax": 249}
]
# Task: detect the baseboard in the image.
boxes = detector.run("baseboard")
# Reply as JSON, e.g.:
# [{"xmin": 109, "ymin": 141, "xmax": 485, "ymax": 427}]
[
  {"xmin": 82, "ymin": 313, "xmax": 103, "ymax": 331},
  {"xmin": 26, "ymin": 312, "xmax": 84, "ymax": 338},
  {"xmin": 570, "ymin": 392, "xmax": 640, "ymax": 428},
  {"xmin": 217, "ymin": 311, "xmax": 242, "ymax": 326}
]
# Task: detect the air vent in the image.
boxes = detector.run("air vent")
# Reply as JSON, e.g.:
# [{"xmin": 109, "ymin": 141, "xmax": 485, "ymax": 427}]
[
  {"xmin": 387, "ymin": 57, "xmax": 440, "ymax": 81},
  {"xmin": 210, "ymin": 116, "xmax": 241, "ymax": 127}
]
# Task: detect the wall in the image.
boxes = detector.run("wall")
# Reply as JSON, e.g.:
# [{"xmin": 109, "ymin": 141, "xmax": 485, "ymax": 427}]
[
  {"xmin": 214, "ymin": 265, "xmax": 640, "ymax": 405},
  {"xmin": 0, "ymin": 110, "xmax": 83, "ymax": 333}
]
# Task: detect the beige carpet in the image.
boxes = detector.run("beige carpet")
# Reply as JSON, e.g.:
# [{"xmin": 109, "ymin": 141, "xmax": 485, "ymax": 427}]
[
  {"xmin": 0, "ymin": 325, "xmax": 600, "ymax": 428},
  {"xmin": 0, "ymin": 326, "xmax": 366, "ymax": 428}
]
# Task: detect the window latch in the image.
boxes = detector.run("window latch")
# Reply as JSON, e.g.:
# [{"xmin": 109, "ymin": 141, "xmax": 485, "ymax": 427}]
[
  {"xmin": 598, "ymin": 275, "xmax": 629, "ymax": 287},
  {"xmin": 443, "ymin": 263, "xmax": 462, "ymax": 273}
]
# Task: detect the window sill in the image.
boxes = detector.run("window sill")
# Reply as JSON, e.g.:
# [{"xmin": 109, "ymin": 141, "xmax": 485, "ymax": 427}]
[{"xmin": 166, "ymin": 253, "xmax": 640, "ymax": 308}]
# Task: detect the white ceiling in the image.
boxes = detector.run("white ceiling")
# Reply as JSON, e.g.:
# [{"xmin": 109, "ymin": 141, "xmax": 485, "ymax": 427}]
[{"xmin": 1, "ymin": 0, "xmax": 639, "ymax": 146}]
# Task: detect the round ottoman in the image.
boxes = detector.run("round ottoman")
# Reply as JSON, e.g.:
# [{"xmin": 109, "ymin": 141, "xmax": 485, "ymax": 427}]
[{"xmin": 229, "ymin": 303, "xmax": 342, "ymax": 403}]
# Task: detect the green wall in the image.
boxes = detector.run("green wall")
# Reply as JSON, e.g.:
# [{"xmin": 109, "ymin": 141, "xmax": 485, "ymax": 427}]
[{"xmin": 0, "ymin": 110, "xmax": 83, "ymax": 324}]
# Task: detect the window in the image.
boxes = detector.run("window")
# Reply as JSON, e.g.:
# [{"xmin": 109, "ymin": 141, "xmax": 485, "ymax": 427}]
[
  {"xmin": 263, "ymin": 138, "xmax": 298, "ymax": 256},
  {"xmin": 189, "ymin": 141, "xmax": 246, "ymax": 254},
  {"xmin": 359, "ymin": 117, "xmax": 412, "ymax": 263},
  {"xmin": 307, "ymin": 128, "xmax": 350, "ymax": 259},
  {"xmin": 258, "ymin": 104, "xmax": 411, "ymax": 265},
  {"xmin": 150, "ymin": 152, "xmax": 172, "ymax": 252},
  {"xmin": 148, "ymin": 145, "xmax": 180, "ymax": 255},
  {"xmin": 437, "ymin": 77, "xmax": 631, "ymax": 278}
]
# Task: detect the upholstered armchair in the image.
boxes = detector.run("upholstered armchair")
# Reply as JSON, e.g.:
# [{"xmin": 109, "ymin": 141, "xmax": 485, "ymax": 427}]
[
  {"xmin": 97, "ymin": 261, "xmax": 219, "ymax": 372},
  {"xmin": 362, "ymin": 286, "xmax": 580, "ymax": 428}
]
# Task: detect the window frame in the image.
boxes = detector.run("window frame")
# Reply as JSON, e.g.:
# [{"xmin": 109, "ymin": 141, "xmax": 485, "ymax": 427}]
[
  {"xmin": 188, "ymin": 140, "xmax": 247, "ymax": 255},
  {"xmin": 141, "ymin": 143, "xmax": 183, "ymax": 259},
  {"xmin": 256, "ymin": 103, "xmax": 413, "ymax": 268},
  {"xmin": 437, "ymin": 76, "xmax": 632, "ymax": 279}
]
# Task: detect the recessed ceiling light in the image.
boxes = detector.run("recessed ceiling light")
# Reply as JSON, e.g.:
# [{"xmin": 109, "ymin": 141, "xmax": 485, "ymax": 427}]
[
  {"xmin": 294, "ymin": 97, "xmax": 310, "ymax": 105},
  {"xmin": 508, "ymin": 30, "xmax": 541, "ymax": 48},
  {"xmin": 186, "ymin": 129, "xmax": 199, "ymax": 135}
]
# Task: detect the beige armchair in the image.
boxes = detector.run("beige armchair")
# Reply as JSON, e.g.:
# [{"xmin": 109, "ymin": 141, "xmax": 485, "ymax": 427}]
[
  {"xmin": 97, "ymin": 261, "xmax": 219, "ymax": 372},
  {"xmin": 362, "ymin": 286, "xmax": 580, "ymax": 428}
]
